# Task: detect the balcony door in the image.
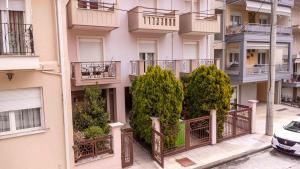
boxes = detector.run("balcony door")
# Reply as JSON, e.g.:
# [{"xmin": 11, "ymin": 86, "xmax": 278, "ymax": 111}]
[
  {"xmin": 78, "ymin": 38, "xmax": 103, "ymax": 62},
  {"xmin": 258, "ymin": 52, "xmax": 267, "ymax": 65},
  {"xmin": 0, "ymin": 0, "xmax": 26, "ymax": 55},
  {"xmin": 183, "ymin": 42, "xmax": 198, "ymax": 72},
  {"xmin": 138, "ymin": 40, "xmax": 157, "ymax": 72}
]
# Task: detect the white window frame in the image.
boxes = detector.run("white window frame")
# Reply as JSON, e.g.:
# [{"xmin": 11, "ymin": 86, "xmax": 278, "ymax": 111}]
[
  {"xmin": 137, "ymin": 39, "xmax": 159, "ymax": 60},
  {"xmin": 0, "ymin": 88, "xmax": 45, "ymax": 137},
  {"xmin": 231, "ymin": 13, "xmax": 242, "ymax": 26},
  {"xmin": 258, "ymin": 52, "xmax": 267, "ymax": 65},
  {"xmin": 229, "ymin": 53, "xmax": 239, "ymax": 64}
]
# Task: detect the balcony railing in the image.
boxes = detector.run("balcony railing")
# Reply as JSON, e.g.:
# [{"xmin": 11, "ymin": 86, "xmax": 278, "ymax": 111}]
[
  {"xmin": 226, "ymin": 24, "xmax": 292, "ymax": 35},
  {"xmin": 67, "ymin": 0, "xmax": 119, "ymax": 30},
  {"xmin": 130, "ymin": 60, "xmax": 176, "ymax": 76},
  {"xmin": 128, "ymin": 6, "xmax": 179, "ymax": 33},
  {"xmin": 72, "ymin": 61, "xmax": 121, "ymax": 86},
  {"xmin": 130, "ymin": 59, "xmax": 220, "ymax": 78},
  {"xmin": 0, "ymin": 23, "xmax": 34, "ymax": 55},
  {"xmin": 246, "ymin": 64, "xmax": 289, "ymax": 75},
  {"xmin": 180, "ymin": 13, "xmax": 220, "ymax": 34},
  {"xmin": 73, "ymin": 135, "xmax": 113, "ymax": 162}
]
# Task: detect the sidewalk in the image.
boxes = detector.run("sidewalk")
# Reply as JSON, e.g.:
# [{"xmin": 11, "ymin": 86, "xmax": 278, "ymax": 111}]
[{"xmin": 129, "ymin": 104, "xmax": 300, "ymax": 169}]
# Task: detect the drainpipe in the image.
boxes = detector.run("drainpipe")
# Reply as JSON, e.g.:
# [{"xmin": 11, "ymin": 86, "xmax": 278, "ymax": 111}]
[{"xmin": 55, "ymin": 0, "xmax": 71, "ymax": 169}]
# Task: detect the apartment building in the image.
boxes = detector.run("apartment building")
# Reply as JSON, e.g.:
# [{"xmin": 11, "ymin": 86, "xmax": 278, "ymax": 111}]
[
  {"xmin": 281, "ymin": 0, "xmax": 300, "ymax": 103},
  {"xmin": 66, "ymin": 0, "xmax": 221, "ymax": 123},
  {"xmin": 221, "ymin": 0, "xmax": 294, "ymax": 105},
  {"xmin": 64, "ymin": 0, "xmax": 221, "ymax": 168},
  {"xmin": 0, "ymin": 0, "xmax": 69, "ymax": 169}
]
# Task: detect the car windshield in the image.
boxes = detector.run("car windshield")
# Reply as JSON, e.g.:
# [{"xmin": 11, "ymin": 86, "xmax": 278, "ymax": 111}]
[{"xmin": 284, "ymin": 121, "xmax": 300, "ymax": 133}]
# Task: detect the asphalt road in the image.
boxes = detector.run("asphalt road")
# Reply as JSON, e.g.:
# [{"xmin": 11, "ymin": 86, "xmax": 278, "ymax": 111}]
[{"xmin": 212, "ymin": 148, "xmax": 300, "ymax": 169}]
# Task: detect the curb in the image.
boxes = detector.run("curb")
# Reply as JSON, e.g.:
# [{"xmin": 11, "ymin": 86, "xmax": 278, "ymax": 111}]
[{"xmin": 195, "ymin": 144, "xmax": 272, "ymax": 169}]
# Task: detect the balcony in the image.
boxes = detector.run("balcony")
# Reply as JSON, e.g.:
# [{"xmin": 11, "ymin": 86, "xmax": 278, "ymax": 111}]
[
  {"xmin": 128, "ymin": 6, "xmax": 179, "ymax": 34},
  {"xmin": 226, "ymin": 64, "xmax": 291, "ymax": 83},
  {"xmin": 71, "ymin": 61, "xmax": 121, "ymax": 86},
  {"xmin": 226, "ymin": 24, "xmax": 292, "ymax": 43},
  {"xmin": 179, "ymin": 13, "xmax": 221, "ymax": 35},
  {"xmin": 67, "ymin": 0, "xmax": 119, "ymax": 31},
  {"xmin": 0, "ymin": 23, "xmax": 39, "ymax": 71},
  {"xmin": 129, "ymin": 59, "xmax": 220, "ymax": 80},
  {"xmin": 282, "ymin": 74, "xmax": 300, "ymax": 88}
]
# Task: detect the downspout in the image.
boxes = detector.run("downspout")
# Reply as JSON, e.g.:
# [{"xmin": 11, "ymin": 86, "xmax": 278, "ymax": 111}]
[{"xmin": 55, "ymin": 0, "xmax": 71, "ymax": 169}]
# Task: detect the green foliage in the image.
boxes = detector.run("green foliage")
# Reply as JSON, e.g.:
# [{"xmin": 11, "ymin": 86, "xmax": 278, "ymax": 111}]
[
  {"xmin": 74, "ymin": 86, "xmax": 110, "ymax": 137},
  {"xmin": 185, "ymin": 65, "xmax": 233, "ymax": 138},
  {"xmin": 130, "ymin": 66, "xmax": 184, "ymax": 148},
  {"xmin": 83, "ymin": 126, "xmax": 105, "ymax": 139}
]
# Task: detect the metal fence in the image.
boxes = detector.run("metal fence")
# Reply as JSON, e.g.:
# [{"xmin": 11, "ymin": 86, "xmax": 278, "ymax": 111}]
[
  {"xmin": 220, "ymin": 104, "xmax": 252, "ymax": 140},
  {"xmin": 74, "ymin": 135, "xmax": 113, "ymax": 162}
]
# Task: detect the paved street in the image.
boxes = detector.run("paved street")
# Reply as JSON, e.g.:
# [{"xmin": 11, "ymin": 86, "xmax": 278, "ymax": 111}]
[{"xmin": 213, "ymin": 148, "xmax": 300, "ymax": 169}]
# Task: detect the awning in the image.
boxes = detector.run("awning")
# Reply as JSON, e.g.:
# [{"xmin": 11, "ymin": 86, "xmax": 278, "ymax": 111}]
[
  {"xmin": 247, "ymin": 43, "xmax": 288, "ymax": 50},
  {"xmin": 246, "ymin": 0, "xmax": 291, "ymax": 16}
]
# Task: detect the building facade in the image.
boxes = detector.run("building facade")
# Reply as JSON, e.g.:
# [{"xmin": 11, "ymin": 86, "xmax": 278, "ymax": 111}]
[
  {"xmin": 1, "ymin": 0, "xmax": 299, "ymax": 169},
  {"xmin": 0, "ymin": 0, "xmax": 68, "ymax": 169},
  {"xmin": 221, "ymin": 0, "xmax": 294, "ymax": 105}
]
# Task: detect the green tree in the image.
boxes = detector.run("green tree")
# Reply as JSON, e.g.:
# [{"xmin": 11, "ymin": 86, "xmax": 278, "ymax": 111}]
[
  {"xmin": 74, "ymin": 86, "xmax": 110, "ymax": 137},
  {"xmin": 130, "ymin": 66, "xmax": 184, "ymax": 147},
  {"xmin": 185, "ymin": 65, "xmax": 233, "ymax": 138}
]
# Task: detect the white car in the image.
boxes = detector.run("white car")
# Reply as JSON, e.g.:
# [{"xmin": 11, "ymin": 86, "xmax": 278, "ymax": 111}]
[{"xmin": 272, "ymin": 118, "xmax": 300, "ymax": 156}]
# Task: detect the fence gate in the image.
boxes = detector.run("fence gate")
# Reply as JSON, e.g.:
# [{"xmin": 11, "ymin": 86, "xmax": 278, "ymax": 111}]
[
  {"xmin": 121, "ymin": 128, "xmax": 133, "ymax": 168},
  {"xmin": 152, "ymin": 129, "xmax": 164, "ymax": 168},
  {"xmin": 222, "ymin": 104, "xmax": 252, "ymax": 140},
  {"xmin": 186, "ymin": 116, "xmax": 211, "ymax": 149}
]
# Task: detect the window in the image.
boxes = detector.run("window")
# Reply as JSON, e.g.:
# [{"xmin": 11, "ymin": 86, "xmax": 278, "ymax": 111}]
[
  {"xmin": 0, "ymin": 88, "xmax": 43, "ymax": 136},
  {"xmin": 231, "ymin": 86, "xmax": 238, "ymax": 104},
  {"xmin": 229, "ymin": 53, "xmax": 239, "ymax": 64},
  {"xmin": 78, "ymin": 37, "xmax": 103, "ymax": 62},
  {"xmin": 258, "ymin": 53, "xmax": 266, "ymax": 64},
  {"xmin": 231, "ymin": 15, "xmax": 241, "ymax": 26},
  {"xmin": 139, "ymin": 40, "xmax": 157, "ymax": 71},
  {"xmin": 259, "ymin": 15, "xmax": 269, "ymax": 25}
]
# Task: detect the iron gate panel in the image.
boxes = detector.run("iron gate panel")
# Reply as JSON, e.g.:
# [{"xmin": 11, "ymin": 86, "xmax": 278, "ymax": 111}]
[
  {"xmin": 121, "ymin": 128, "xmax": 133, "ymax": 168},
  {"xmin": 186, "ymin": 116, "xmax": 211, "ymax": 149},
  {"xmin": 152, "ymin": 129, "xmax": 164, "ymax": 168}
]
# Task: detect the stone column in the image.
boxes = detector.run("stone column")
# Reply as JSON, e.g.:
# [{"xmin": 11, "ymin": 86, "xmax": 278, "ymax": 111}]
[
  {"xmin": 248, "ymin": 100, "xmax": 259, "ymax": 134},
  {"xmin": 115, "ymin": 86, "xmax": 126, "ymax": 123},
  {"xmin": 151, "ymin": 117, "xmax": 160, "ymax": 132},
  {"xmin": 109, "ymin": 122, "xmax": 124, "ymax": 169},
  {"xmin": 210, "ymin": 109, "xmax": 217, "ymax": 145},
  {"xmin": 175, "ymin": 60, "xmax": 181, "ymax": 79}
]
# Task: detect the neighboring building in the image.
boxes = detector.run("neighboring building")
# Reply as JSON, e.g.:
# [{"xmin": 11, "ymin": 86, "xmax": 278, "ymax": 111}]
[
  {"xmin": 282, "ymin": 0, "xmax": 300, "ymax": 103},
  {"xmin": 222, "ymin": 0, "xmax": 294, "ymax": 105},
  {"xmin": 0, "ymin": 0, "xmax": 68, "ymax": 169}
]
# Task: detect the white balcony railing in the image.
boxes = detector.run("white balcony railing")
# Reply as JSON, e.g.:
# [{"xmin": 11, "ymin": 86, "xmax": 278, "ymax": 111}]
[{"xmin": 247, "ymin": 64, "xmax": 289, "ymax": 75}]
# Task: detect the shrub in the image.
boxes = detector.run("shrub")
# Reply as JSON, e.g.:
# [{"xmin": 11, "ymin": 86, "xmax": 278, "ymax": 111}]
[
  {"xmin": 74, "ymin": 86, "xmax": 110, "ymax": 135},
  {"xmin": 185, "ymin": 65, "xmax": 233, "ymax": 138},
  {"xmin": 130, "ymin": 66, "xmax": 184, "ymax": 148},
  {"xmin": 83, "ymin": 126, "xmax": 105, "ymax": 139}
]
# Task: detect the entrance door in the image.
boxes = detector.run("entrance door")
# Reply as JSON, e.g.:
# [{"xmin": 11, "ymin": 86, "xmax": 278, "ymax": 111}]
[{"xmin": 257, "ymin": 82, "xmax": 267, "ymax": 102}]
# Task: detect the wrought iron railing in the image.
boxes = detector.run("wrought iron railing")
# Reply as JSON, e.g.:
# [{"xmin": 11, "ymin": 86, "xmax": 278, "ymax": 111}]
[
  {"xmin": 73, "ymin": 135, "xmax": 113, "ymax": 162},
  {"xmin": 226, "ymin": 24, "xmax": 292, "ymax": 35},
  {"xmin": 72, "ymin": 61, "xmax": 118, "ymax": 80},
  {"xmin": 77, "ymin": 0, "xmax": 116, "ymax": 11},
  {"xmin": 0, "ymin": 23, "xmax": 34, "ymax": 55}
]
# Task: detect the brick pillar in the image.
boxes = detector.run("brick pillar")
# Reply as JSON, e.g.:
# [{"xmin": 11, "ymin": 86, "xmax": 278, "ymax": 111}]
[
  {"xmin": 248, "ymin": 100, "xmax": 259, "ymax": 134},
  {"xmin": 210, "ymin": 109, "xmax": 217, "ymax": 145}
]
